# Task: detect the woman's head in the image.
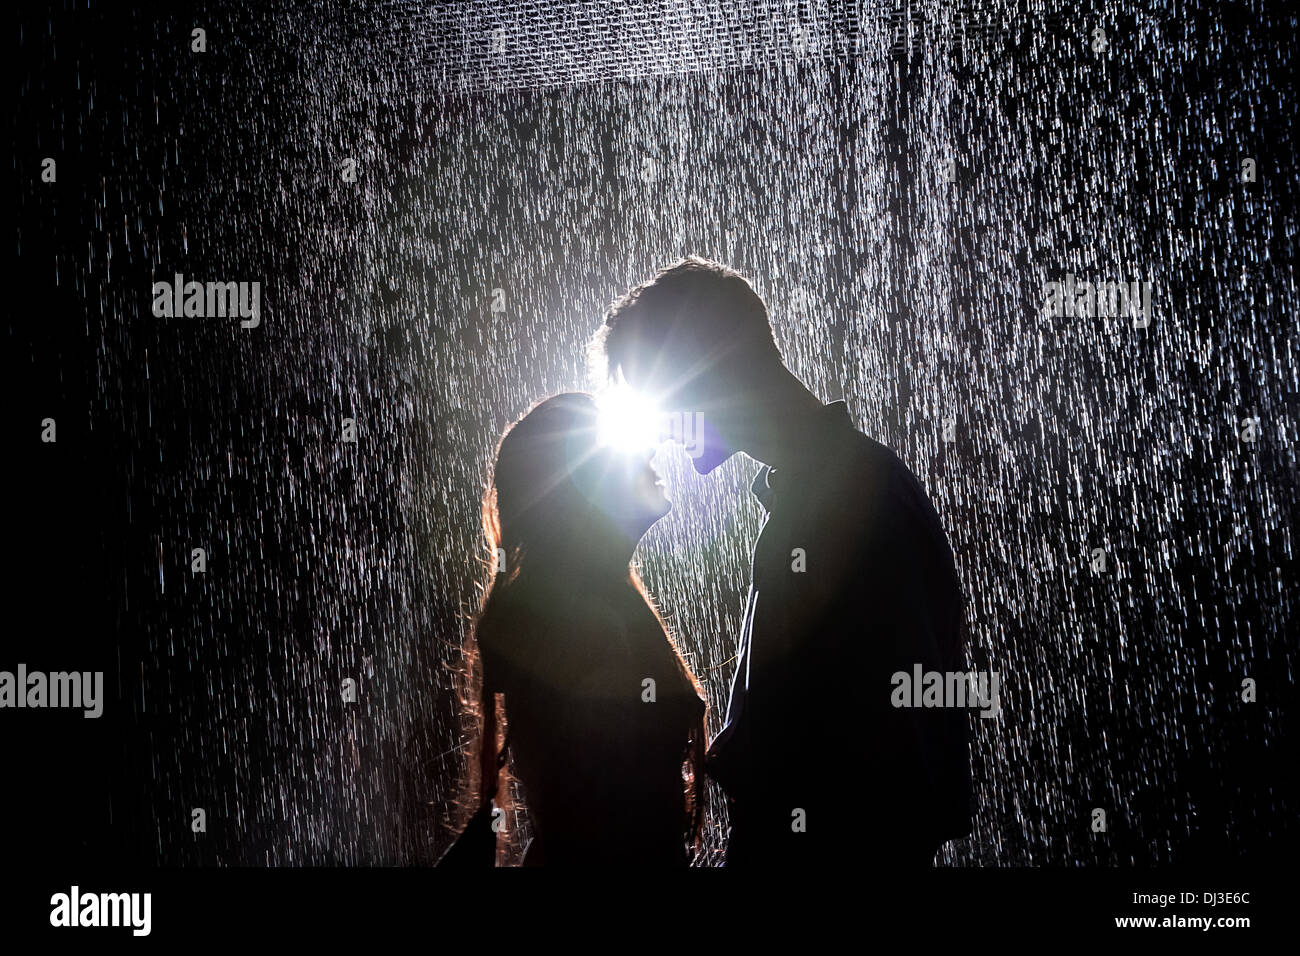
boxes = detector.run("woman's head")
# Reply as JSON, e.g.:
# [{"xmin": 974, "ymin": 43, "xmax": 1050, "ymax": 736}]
[{"xmin": 485, "ymin": 392, "xmax": 669, "ymax": 575}]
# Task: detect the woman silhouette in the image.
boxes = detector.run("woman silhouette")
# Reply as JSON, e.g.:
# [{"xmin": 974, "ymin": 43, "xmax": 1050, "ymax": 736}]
[{"xmin": 462, "ymin": 392, "xmax": 707, "ymax": 866}]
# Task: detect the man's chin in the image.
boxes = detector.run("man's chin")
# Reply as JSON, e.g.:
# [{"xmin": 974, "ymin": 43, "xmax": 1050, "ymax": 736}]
[{"xmin": 691, "ymin": 448, "xmax": 730, "ymax": 475}]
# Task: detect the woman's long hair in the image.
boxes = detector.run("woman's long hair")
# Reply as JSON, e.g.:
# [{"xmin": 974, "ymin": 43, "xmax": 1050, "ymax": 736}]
[{"xmin": 457, "ymin": 392, "xmax": 707, "ymax": 862}]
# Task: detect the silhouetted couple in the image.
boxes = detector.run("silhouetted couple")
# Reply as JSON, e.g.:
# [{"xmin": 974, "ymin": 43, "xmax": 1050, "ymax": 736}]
[{"xmin": 463, "ymin": 257, "xmax": 970, "ymax": 867}]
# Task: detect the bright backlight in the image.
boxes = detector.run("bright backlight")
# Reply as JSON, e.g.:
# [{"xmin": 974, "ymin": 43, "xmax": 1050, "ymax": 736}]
[{"xmin": 596, "ymin": 386, "xmax": 663, "ymax": 454}]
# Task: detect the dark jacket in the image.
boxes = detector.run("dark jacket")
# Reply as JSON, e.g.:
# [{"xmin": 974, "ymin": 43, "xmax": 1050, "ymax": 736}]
[
  {"xmin": 706, "ymin": 401, "xmax": 971, "ymax": 866},
  {"xmin": 481, "ymin": 580, "xmax": 703, "ymax": 866}
]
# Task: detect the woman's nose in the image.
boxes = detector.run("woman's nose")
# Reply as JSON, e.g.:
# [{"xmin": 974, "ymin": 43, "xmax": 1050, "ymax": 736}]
[{"xmin": 623, "ymin": 442, "xmax": 654, "ymax": 468}]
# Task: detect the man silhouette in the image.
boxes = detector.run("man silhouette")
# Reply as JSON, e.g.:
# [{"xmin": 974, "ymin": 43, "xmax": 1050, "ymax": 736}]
[{"xmin": 596, "ymin": 256, "xmax": 971, "ymax": 867}]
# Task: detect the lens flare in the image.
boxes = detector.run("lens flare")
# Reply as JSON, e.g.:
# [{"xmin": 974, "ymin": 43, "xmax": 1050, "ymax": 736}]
[{"xmin": 596, "ymin": 385, "xmax": 663, "ymax": 454}]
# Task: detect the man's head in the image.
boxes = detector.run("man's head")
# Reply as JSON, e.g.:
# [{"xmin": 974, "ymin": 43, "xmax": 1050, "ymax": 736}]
[{"xmin": 594, "ymin": 256, "xmax": 784, "ymax": 473}]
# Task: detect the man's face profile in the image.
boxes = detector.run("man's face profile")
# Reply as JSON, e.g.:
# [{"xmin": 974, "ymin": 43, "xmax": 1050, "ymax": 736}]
[{"xmin": 622, "ymin": 354, "xmax": 741, "ymax": 476}]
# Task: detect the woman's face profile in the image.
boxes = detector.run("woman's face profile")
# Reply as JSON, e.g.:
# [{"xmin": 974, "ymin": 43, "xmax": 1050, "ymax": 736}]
[
  {"xmin": 500, "ymin": 393, "xmax": 671, "ymax": 553},
  {"xmin": 580, "ymin": 441, "xmax": 671, "ymax": 537}
]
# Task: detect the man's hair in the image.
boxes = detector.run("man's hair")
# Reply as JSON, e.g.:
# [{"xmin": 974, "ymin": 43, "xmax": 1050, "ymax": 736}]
[{"xmin": 594, "ymin": 256, "xmax": 780, "ymax": 386}]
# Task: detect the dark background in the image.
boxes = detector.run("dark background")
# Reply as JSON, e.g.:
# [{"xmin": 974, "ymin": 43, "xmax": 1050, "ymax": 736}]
[{"xmin": 9, "ymin": 0, "xmax": 1297, "ymax": 867}]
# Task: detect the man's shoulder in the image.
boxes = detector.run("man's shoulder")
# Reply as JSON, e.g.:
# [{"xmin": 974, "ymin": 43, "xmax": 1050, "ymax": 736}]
[
  {"xmin": 817, "ymin": 427, "xmax": 927, "ymax": 508},
  {"xmin": 805, "ymin": 427, "xmax": 953, "ymax": 557}
]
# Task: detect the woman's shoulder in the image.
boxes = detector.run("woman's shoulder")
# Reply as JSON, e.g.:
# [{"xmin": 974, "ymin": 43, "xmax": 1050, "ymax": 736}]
[{"xmin": 487, "ymin": 582, "xmax": 635, "ymax": 675}]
